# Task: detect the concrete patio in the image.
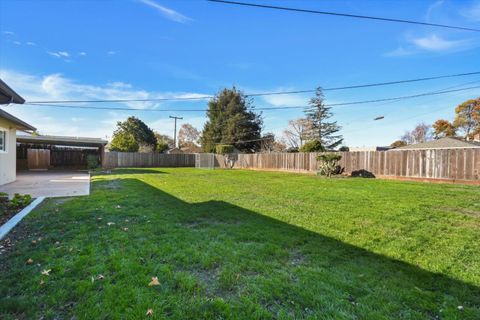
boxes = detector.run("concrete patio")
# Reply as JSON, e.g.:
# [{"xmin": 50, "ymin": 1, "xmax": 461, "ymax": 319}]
[{"xmin": 0, "ymin": 171, "xmax": 90, "ymax": 198}]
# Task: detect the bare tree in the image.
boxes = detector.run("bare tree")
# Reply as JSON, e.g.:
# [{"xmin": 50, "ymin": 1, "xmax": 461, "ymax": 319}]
[
  {"xmin": 282, "ymin": 118, "xmax": 313, "ymax": 149},
  {"xmin": 260, "ymin": 133, "xmax": 287, "ymax": 153},
  {"xmin": 401, "ymin": 123, "xmax": 432, "ymax": 145},
  {"xmin": 178, "ymin": 123, "xmax": 200, "ymax": 147}
]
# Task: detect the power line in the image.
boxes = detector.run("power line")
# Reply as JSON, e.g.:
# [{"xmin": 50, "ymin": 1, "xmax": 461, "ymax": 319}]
[
  {"xmin": 208, "ymin": 0, "xmax": 480, "ymax": 32},
  {"xmin": 20, "ymin": 84, "xmax": 480, "ymax": 112},
  {"xmin": 21, "ymin": 103, "xmax": 306, "ymax": 112},
  {"xmin": 25, "ymin": 71, "xmax": 480, "ymax": 104}
]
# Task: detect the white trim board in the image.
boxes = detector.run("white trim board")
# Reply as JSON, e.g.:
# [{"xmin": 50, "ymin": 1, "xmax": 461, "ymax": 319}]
[{"xmin": 0, "ymin": 197, "xmax": 45, "ymax": 240}]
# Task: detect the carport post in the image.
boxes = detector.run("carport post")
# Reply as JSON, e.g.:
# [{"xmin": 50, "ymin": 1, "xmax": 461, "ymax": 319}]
[{"xmin": 99, "ymin": 145, "xmax": 105, "ymax": 168}]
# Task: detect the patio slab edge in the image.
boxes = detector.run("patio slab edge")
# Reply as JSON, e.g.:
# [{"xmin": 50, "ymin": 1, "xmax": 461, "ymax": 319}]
[{"xmin": 0, "ymin": 197, "xmax": 45, "ymax": 240}]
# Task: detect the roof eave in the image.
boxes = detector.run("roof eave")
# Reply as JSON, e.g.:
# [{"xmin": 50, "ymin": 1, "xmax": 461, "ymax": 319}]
[{"xmin": 0, "ymin": 79, "xmax": 26, "ymax": 104}]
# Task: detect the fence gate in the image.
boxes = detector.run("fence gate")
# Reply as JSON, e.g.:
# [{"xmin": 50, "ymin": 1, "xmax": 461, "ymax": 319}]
[
  {"xmin": 27, "ymin": 149, "xmax": 50, "ymax": 170},
  {"xmin": 195, "ymin": 153, "xmax": 215, "ymax": 169}
]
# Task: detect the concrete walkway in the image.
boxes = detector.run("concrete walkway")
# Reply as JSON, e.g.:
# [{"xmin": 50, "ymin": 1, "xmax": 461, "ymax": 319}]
[{"xmin": 0, "ymin": 171, "xmax": 90, "ymax": 198}]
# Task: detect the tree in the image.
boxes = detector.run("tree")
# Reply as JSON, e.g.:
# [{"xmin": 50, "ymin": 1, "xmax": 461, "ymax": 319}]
[
  {"xmin": 453, "ymin": 98, "xmax": 480, "ymax": 139},
  {"xmin": 432, "ymin": 119, "xmax": 456, "ymax": 139},
  {"xmin": 401, "ymin": 123, "xmax": 432, "ymax": 144},
  {"xmin": 112, "ymin": 117, "xmax": 157, "ymax": 152},
  {"xmin": 178, "ymin": 123, "xmax": 200, "ymax": 147},
  {"xmin": 201, "ymin": 87, "xmax": 263, "ymax": 153},
  {"xmin": 390, "ymin": 140, "xmax": 407, "ymax": 148},
  {"xmin": 109, "ymin": 131, "xmax": 139, "ymax": 152},
  {"xmin": 304, "ymin": 88, "xmax": 343, "ymax": 150},
  {"xmin": 155, "ymin": 133, "xmax": 174, "ymax": 153},
  {"xmin": 299, "ymin": 139, "xmax": 324, "ymax": 152},
  {"xmin": 282, "ymin": 118, "xmax": 313, "ymax": 149},
  {"xmin": 260, "ymin": 133, "xmax": 286, "ymax": 153}
]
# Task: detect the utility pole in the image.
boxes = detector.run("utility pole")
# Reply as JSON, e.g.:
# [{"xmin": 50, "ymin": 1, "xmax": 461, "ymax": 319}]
[{"xmin": 169, "ymin": 115, "xmax": 183, "ymax": 148}]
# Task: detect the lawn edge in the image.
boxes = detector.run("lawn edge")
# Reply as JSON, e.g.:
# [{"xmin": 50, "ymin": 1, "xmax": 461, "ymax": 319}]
[{"xmin": 0, "ymin": 197, "xmax": 46, "ymax": 240}]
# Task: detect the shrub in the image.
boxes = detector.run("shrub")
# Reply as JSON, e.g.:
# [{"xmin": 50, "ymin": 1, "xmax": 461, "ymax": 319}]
[
  {"xmin": 316, "ymin": 153, "xmax": 342, "ymax": 177},
  {"xmin": 299, "ymin": 140, "xmax": 325, "ymax": 152},
  {"xmin": 216, "ymin": 144, "xmax": 234, "ymax": 154},
  {"xmin": 8, "ymin": 193, "xmax": 32, "ymax": 210},
  {"xmin": 339, "ymin": 146, "xmax": 350, "ymax": 152},
  {"xmin": 87, "ymin": 154, "xmax": 100, "ymax": 170},
  {"xmin": 156, "ymin": 142, "xmax": 169, "ymax": 153}
]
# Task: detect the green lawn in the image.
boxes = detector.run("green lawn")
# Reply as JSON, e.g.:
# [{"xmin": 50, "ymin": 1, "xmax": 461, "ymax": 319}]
[{"xmin": 1, "ymin": 168, "xmax": 479, "ymax": 319}]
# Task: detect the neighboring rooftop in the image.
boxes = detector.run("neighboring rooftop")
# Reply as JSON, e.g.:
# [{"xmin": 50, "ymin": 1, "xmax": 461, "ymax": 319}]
[
  {"xmin": 391, "ymin": 137, "xmax": 480, "ymax": 151},
  {"xmin": 0, "ymin": 109, "xmax": 36, "ymax": 131},
  {"xmin": 16, "ymin": 135, "xmax": 108, "ymax": 147},
  {"xmin": 0, "ymin": 78, "xmax": 26, "ymax": 104}
]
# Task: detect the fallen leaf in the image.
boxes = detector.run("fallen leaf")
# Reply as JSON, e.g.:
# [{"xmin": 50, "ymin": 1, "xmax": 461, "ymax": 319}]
[
  {"xmin": 146, "ymin": 309, "xmax": 153, "ymax": 316},
  {"xmin": 148, "ymin": 277, "xmax": 160, "ymax": 286},
  {"xmin": 107, "ymin": 222, "xmax": 115, "ymax": 226},
  {"xmin": 26, "ymin": 258, "xmax": 34, "ymax": 264},
  {"xmin": 41, "ymin": 269, "xmax": 51, "ymax": 276}
]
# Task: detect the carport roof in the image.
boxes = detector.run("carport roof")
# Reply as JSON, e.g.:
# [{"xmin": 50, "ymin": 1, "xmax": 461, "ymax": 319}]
[{"xmin": 17, "ymin": 135, "xmax": 108, "ymax": 147}]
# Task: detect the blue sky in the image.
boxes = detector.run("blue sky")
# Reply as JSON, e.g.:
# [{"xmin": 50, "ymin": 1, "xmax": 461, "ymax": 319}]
[{"xmin": 1, "ymin": 0, "xmax": 480, "ymax": 147}]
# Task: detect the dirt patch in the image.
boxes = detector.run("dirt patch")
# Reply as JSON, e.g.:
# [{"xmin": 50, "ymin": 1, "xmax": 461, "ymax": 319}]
[
  {"xmin": 97, "ymin": 179, "xmax": 121, "ymax": 190},
  {"xmin": 180, "ymin": 217, "xmax": 242, "ymax": 229},
  {"xmin": 289, "ymin": 247, "xmax": 306, "ymax": 267},
  {"xmin": 440, "ymin": 207, "xmax": 480, "ymax": 218}
]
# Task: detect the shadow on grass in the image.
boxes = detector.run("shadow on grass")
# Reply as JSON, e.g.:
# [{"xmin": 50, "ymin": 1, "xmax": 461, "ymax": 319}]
[
  {"xmin": 105, "ymin": 177, "xmax": 480, "ymax": 318},
  {"xmin": 106, "ymin": 168, "xmax": 169, "ymax": 175},
  {"xmin": 1, "ymin": 176, "xmax": 478, "ymax": 319}
]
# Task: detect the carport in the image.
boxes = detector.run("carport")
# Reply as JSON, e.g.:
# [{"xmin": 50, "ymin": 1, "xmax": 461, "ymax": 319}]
[{"xmin": 16, "ymin": 135, "xmax": 108, "ymax": 170}]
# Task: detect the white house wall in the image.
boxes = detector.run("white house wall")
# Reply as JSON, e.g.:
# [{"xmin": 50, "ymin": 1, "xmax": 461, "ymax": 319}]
[{"xmin": 0, "ymin": 117, "xmax": 17, "ymax": 186}]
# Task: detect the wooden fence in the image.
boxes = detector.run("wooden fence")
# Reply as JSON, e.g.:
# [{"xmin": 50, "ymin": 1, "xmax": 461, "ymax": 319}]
[
  {"xmin": 216, "ymin": 149, "xmax": 480, "ymax": 183},
  {"xmin": 101, "ymin": 149, "xmax": 480, "ymax": 183},
  {"xmin": 103, "ymin": 152, "xmax": 195, "ymax": 168}
]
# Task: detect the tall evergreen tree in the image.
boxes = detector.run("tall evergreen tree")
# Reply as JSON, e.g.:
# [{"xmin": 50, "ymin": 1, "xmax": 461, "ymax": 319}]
[
  {"xmin": 201, "ymin": 88, "xmax": 263, "ymax": 153},
  {"xmin": 304, "ymin": 88, "xmax": 343, "ymax": 150}
]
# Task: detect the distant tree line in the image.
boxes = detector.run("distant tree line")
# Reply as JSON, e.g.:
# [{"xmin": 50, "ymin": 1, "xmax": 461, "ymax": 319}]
[
  {"xmin": 390, "ymin": 97, "xmax": 480, "ymax": 148},
  {"xmin": 108, "ymin": 86, "xmax": 347, "ymax": 154}
]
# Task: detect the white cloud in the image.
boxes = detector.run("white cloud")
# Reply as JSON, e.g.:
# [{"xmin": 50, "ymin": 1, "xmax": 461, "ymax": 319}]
[
  {"xmin": 384, "ymin": 47, "xmax": 413, "ymax": 57},
  {"xmin": 13, "ymin": 41, "xmax": 21, "ymax": 45},
  {"xmin": 138, "ymin": 0, "xmax": 191, "ymax": 23},
  {"xmin": 78, "ymin": 52, "xmax": 87, "ymax": 56},
  {"xmin": 411, "ymin": 34, "xmax": 468, "ymax": 51},
  {"xmin": 2, "ymin": 31, "xmax": 14, "ymax": 35},
  {"xmin": 425, "ymin": 0, "xmax": 445, "ymax": 22},
  {"xmin": 0, "ymin": 69, "xmax": 209, "ymax": 138},
  {"xmin": 107, "ymin": 50, "xmax": 117, "ymax": 55},
  {"xmin": 48, "ymin": 51, "xmax": 71, "ymax": 61},
  {"xmin": 386, "ymin": 34, "xmax": 474, "ymax": 56},
  {"xmin": 0, "ymin": 69, "xmax": 206, "ymax": 106},
  {"xmin": 26, "ymin": 42, "xmax": 36, "ymax": 46},
  {"xmin": 461, "ymin": 1, "xmax": 480, "ymax": 21}
]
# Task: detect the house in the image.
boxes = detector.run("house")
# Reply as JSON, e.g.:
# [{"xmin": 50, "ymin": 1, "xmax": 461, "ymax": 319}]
[
  {"xmin": 0, "ymin": 79, "xmax": 36, "ymax": 185},
  {"xmin": 350, "ymin": 146, "xmax": 391, "ymax": 152},
  {"xmin": 390, "ymin": 137, "xmax": 480, "ymax": 151}
]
